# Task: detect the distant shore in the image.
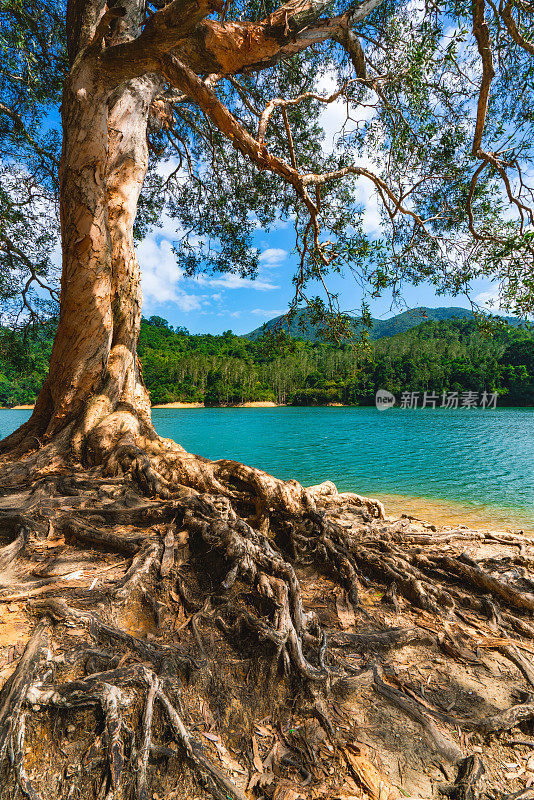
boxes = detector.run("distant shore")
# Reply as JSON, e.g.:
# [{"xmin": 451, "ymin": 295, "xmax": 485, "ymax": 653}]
[
  {"xmin": 1, "ymin": 401, "xmax": 354, "ymax": 410},
  {"xmin": 151, "ymin": 400, "xmax": 283, "ymax": 408},
  {"xmin": 1, "ymin": 401, "xmax": 285, "ymax": 410},
  {"xmin": 151, "ymin": 401, "xmax": 204, "ymax": 409}
]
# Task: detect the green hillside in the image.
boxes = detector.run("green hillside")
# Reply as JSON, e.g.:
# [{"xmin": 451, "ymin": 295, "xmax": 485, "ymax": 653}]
[
  {"xmin": 245, "ymin": 306, "xmax": 525, "ymax": 341},
  {"xmin": 1, "ymin": 313, "xmax": 533, "ymax": 408}
]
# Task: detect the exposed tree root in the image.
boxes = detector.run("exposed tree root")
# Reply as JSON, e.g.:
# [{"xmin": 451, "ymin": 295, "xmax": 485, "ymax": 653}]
[
  {"xmin": 439, "ymin": 755, "xmax": 486, "ymax": 800},
  {"xmin": 0, "ymin": 619, "xmax": 49, "ymax": 762},
  {"xmin": 1, "ymin": 439, "xmax": 534, "ymax": 798},
  {"xmin": 372, "ymin": 665, "xmax": 464, "ymax": 763}
]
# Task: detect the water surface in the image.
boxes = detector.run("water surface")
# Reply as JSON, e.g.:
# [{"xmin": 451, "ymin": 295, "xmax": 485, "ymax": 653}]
[{"xmin": 1, "ymin": 406, "xmax": 532, "ymax": 532}]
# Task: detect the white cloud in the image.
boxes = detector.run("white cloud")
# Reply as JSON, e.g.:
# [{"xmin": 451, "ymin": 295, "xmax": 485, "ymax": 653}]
[
  {"xmin": 355, "ymin": 180, "xmax": 382, "ymax": 235},
  {"xmin": 147, "ymin": 212, "xmax": 197, "ymax": 244},
  {"xmin": 137, "ymin": 214, "xmax": 280, "ymax": 323},
  {"xmin": 195, "ymin": 273, "xmax": 278, "ymax": 291},
  {"xmin": 258, "ymin": 248, "xmax": 287, "ymax": 267},
  {"xmin": 138, "ymin": 237, "xmax": 202, "ymax": 311},
  {"xmin": 271, "ymin": 216, "xmax": 292, "ymax": 231},
  {"xmin": 318, "ymin": 73, "xmax": 376, "ymax": 156},
  {"xmin": 250, "ymin": 308, "xmax": 288, "ymax": 317},
  {"xmin": 315, "ymin": 73, "xmax": 383, "ymax": 236},
  {"xmin": 474, "ymin": 289, "xmax": 503, "ymax": 311},
  {"xmin": 155, "ymin": 157, "xmax": 186, "ymax": 183}
]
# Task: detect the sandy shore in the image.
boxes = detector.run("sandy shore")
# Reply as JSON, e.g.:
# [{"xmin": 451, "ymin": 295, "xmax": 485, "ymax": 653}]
[
  {"xmin": 152, "ymin": 400, "xmax": 283, "ymax": 408},
  {"xmin": 376, "ymin": 491, "xmax": 532, "ymax": 533},
  {"xmin": 151, "ymin": 401, "xmax": 205, "ymax": 409},
  {"xmin": 235, "ymin": 401, "xmax": 280, "ymax": 407},
  {"xmin": 2, "ymin": 401, "xmax": 351, "ymax": 410}
]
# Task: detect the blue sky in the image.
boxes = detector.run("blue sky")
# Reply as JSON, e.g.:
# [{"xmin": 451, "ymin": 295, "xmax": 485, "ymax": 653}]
[
  {"xmin": 137, "ymin": 78, "xmax": 502, "ymax": 335},
  {"xmin": 39, "ymin": 72, "xmax": 503, "ymax": 336},
  {"xmin": 138, "ymin": 216, "xmax": 501, "ymax": 335}
]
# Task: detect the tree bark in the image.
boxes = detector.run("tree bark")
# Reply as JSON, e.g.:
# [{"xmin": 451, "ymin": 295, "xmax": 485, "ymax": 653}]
[
  {"xmin": 0, "ymin": 56, "xmax": 113, "ymax": 455},
  {"xmin": 74, "ymin": 75, "xmax": 159, "ymax": 461},
  {"xmin": 0, "ymin": 3, "xmax": 157, "ymax": 460}
]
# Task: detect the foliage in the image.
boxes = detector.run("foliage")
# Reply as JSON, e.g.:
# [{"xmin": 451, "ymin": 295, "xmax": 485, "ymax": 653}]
[
  {"xmin": 2, "ymin": 0, "xmax": 534, "ymax": 332},
  {"xmin": 0, "ymin": 0, "xmax": 64, "ymax": 323},
  {"xmin": 0, "ymin": 318, "xmax": 55, "ymax": 405},
  {"xmin": 2, "ymin": 315, "xmax": 533, "ymax": 407}
]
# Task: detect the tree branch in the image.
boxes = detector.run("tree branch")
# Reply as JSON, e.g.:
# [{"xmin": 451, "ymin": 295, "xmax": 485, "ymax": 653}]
[
  {"xmin": 335, "ymin": 26, "xmax": 368, "ymax": 78},
  {"xmin": 161, "ymin": 53, "xmax": 443, "ymax": 271},
  {"xmin": 0, "ymin": 102, "xmax": 59, "ymax": 168},
  {"xmin": 471, "ymin": 0, "xmax": 495, "ymax": 155},
  {"xmin": 178, "ymin": 0, "xmax": 383, "ymax": 76},
  {"xmin": 499, "ymin": 0, "xmax": 534, "ymax": 55},
  {"xmin": 257, "ymin": 83, "xmax": 350, "ymax": 143},
  {"xmin": 98, "ymin": 0, "xmax": 224, "ymax": 84},
  {"xmin": 99, "ymin": 0, "xmax": 383, "ymax": 84}
]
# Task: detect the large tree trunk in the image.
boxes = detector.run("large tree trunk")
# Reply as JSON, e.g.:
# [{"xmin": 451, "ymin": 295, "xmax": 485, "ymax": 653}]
[
  {"xmin": 0, "ymin": 0, "xmax": 156, "ymax": 459},
  {"xmin": 72, "ymin": 76, "xmax": 157, "ymax": 459},
  {"xmin": 1, "ymin": 73, "xmax": 156, "ymax": 462}
]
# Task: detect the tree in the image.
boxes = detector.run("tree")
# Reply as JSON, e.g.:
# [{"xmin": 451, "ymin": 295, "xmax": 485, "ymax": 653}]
[
  {"xmin": 1, "ymin": 0, "xmax": 534, "ymax": 797},
  {"xmin": 2, "ymin": 0, "xmax": 534, "ymax": 467}
]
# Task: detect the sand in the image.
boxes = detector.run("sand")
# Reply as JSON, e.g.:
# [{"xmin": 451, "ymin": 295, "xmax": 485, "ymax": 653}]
[
  {"xmin": 234, "ymin": 401, "xmax": 281, "ymax": 407},
  {"xmin": 151, "ymin": 401, "xmax": 205, "ymax": 409},
  {"xmin": 151, "ymin": 400, "xmax": 283, "ymax": 408}
]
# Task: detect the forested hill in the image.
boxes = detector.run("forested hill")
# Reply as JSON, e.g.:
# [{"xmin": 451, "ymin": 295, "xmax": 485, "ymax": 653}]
[
  {"xmin": 246, "ymin": 306, "xmax": 525, "ymax": 341},
  {"xmin": 1, "ymin": 314, "xmax": 533, "ymax": 407}
]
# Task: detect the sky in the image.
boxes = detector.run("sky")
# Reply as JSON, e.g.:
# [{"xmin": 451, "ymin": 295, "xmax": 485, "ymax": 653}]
[
  {"xmin": 138, "ymin": 212, "xmax": 502, "ymax": 336},
  {"xmin": 137, "ymin": 77, "xmax": 502, "ymax": 336},
  {"xmin": 35, "ymin": 66, "xmax": 505, "ymax": 337}
]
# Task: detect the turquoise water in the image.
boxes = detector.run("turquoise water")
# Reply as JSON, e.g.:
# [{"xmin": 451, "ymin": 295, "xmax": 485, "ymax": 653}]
[{"xmin": 1, "ymin": 407, "xmax": 533, "ymax": 531}]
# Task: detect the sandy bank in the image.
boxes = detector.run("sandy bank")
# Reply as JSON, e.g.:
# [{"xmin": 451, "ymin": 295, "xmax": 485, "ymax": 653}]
[
  {"xmin": 151, "ymin": 400, "xmax": 284, "ymax": 408},
  {"xmin": 151, "ymin": 401, "xmax": 205, "ymax": 409},
  {"xmin": 234, "ymin": 401, "xmax": 281, "ymax": 407},
  {"xmin": 377, "ymin": 491, "xmax": 532, "ymax": 533}
]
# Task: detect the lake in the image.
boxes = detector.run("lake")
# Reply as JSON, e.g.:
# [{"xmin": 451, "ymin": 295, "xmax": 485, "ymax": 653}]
[{"xmin": 1, "ymin": 406, "xmax": 533, "ymax": 532}]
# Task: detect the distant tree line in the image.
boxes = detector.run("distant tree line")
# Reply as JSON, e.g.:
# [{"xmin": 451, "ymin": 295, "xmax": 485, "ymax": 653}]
[{"xmin": 0, "ymin": 315, "xmax": 533, "ymax": 408}]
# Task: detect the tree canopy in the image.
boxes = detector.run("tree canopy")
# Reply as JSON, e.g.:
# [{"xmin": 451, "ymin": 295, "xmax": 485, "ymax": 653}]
[{"xmin": 1, "ymin": 0, "xmax": 534, "ymax": 330}]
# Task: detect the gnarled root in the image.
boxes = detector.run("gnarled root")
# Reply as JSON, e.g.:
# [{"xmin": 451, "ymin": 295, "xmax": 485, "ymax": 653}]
[
  {"xmin": 2, "ymin": 425, "xmax": 534, "ymax": 798},
  {"xmin": 79, "ymin": 408, "xmax": 385, "ymax": 521},
  {"xmin": 21, "ymin": 662, "xmax": 247, "ymax": 800}
]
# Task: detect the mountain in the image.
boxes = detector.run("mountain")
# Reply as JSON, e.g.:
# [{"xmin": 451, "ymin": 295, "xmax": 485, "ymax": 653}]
[{"xmin": 245, "ymin": 306, "xmax": 524, "ymax": 341}]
